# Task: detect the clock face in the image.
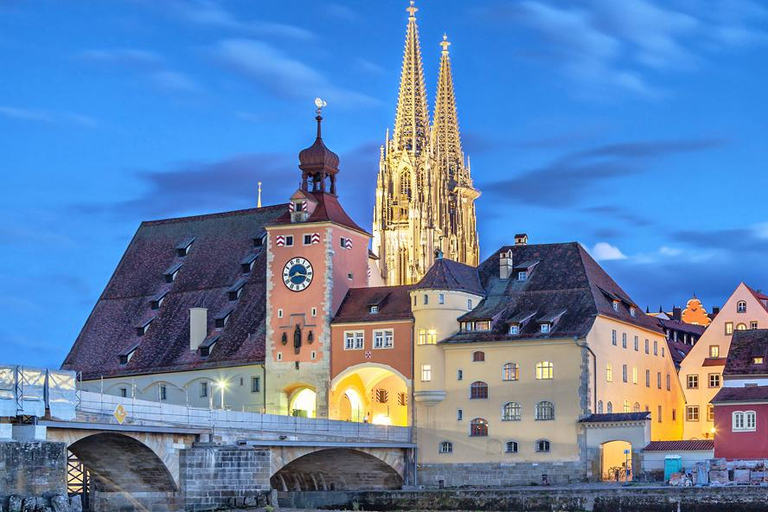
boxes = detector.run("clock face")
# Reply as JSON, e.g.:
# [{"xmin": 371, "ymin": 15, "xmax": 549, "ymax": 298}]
[{"xmin": 282, "ymin": 257, "xmax": 313, "ymax": 292}]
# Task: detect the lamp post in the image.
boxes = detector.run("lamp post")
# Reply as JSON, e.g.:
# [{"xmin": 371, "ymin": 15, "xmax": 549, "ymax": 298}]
[{"xmin": 215, "ymin": 379, "xmax": 228, "ymax": 410}]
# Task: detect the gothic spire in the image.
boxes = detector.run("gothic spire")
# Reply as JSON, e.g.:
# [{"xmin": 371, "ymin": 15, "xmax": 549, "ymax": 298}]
[
  {"xmin": 393, "ymin": 1, "xmax": 430, "ymax": 153},
  {"xmin": 433, "ymin": 33, "xmax": 464, "ymax": 185}
]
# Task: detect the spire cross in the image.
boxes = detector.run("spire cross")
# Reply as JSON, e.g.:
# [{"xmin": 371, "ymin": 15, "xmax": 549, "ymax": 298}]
[
  {"xmin": 440, "ymin": 33, "xmax": 451, "ymax": 54},
  {"xmin": 406, "ymin": 1, "xmax": 418, "ymax": 19}
]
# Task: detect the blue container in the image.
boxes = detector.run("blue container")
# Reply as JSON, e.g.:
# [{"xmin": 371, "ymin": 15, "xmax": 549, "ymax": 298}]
[{"xmin": 664, "ymin": 455, "xmax": 682, "ymax": 482}]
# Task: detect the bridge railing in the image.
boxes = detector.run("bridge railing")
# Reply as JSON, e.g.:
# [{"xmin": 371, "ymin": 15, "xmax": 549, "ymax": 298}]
[{"xmin": 77, "ymin": 391, "xmax": 411, "ymax": 443}]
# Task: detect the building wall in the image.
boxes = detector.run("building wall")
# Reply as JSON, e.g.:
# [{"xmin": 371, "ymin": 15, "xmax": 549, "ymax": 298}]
[
  {"xmin": 680, "ymin": 283, "xmax": 768, "ymax": 439},
  {"xmin": 81, "ymin": 365, "xmax": 265, "ymax": 411},
  {"xmin": 587, "ymin": 316, "xmax": 685, "ymax": 441},
  {"xmin": 330, "ymin": 320, "xmax": 413, "ymax": 381},
  {"xmin": 714, "ymin": 403, "xmax": 768, "ymax": 459}
]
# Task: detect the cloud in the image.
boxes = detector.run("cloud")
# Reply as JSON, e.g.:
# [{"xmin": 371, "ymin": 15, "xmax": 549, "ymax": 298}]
[
  {"xmin": 150, "ymin": 70, "xmax": 200, "ymax": 92},
  {"xmin": 0, "ymin": 106, "xmax": 97, "ymax": 127},
  {"xmin": 324, "ymin": 4, "xmax": 358, "ymax": 22},
  {"xmin": 591, "ymin": 242, "xmax": 627, "ymax": 261},
  {"xmin": 482, "ymin": 138, "xmax": 725, "ymax": 207},
  {"xmin": 76, "ymin": 48, "xmax": 163, "ymax": 68},
  {"xmin": 211, "ymin": 39, "xmax": 377, "ymax": 107},
  {"xmin": 581, "ymin": 205, "xmax": 652, "ymax": 227}
]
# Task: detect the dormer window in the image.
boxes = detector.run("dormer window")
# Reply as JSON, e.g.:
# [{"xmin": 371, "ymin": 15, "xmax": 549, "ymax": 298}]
[
  {"xmin": 612, "ymin": 300, "xmax": 619, "ymax": 312},
  {"xmin": 630, "ymin": 307, "xmax": 636, "ymax": 317},
  {"xmin": 253, "ymin": 234, "xmax": 265, "ymax": 248},
  {"xmin": 150, "ymin": 291, "xmax": 168, "ymax": 310},
  {"xmin": 135, "ymin": 318, "xmax": 153, "ymax": 337},
  {"xmin": 517, "ymin": 271, "xmax": 527, "ymax": 282},
  {"xmin": 241, "ymin": 252, "xmax": 258, "ymax": 273},
  {"xmin": 214, "ymin": 308, "xmax": 233, "ymax": 328},
  {"xmin": 228, "ymin": 278, "xmax": 247, "ymax": 301},
  {"xmin": 370, "ymin": 305, "xmax": 379, "ymax": 314},
  {"xmin": 475, "ymin": 321, "xmax": 491, "ymax": 331},
  {"xmin": 540, "ymin": 323, "xmax": 551, "ymax": 333},
  {"xmin": 118, "ymin": 344, "xmax": 139, "ymax": 365},
  {"xmin": 175, "ymin": 236, "xmax": 195, "ymax": 257},
  {"xmin": 199, "ymin": 334, "xmax": 220, "ymax": 357},
  {"xmin": 509, "ymin": 324, "xmax": 520, "ymax": 335},
  {"xmin": 754, "ymin": 357, "xmax": 764, "ymax": 365},
  {"xmin": 163, "ymin": 261, "xmax": 183, "ymax": 283}
]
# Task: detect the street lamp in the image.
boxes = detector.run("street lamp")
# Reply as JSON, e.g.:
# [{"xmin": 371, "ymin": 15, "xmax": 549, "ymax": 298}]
[{"xmin": 215, "ymin": 379, "xmax": 228, "ymax": 410}]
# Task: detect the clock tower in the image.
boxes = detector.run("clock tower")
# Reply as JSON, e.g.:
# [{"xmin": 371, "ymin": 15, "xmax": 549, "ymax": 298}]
[{"xmin": 264, "ymin": 105, "xmax": 371, "ymax": 418}]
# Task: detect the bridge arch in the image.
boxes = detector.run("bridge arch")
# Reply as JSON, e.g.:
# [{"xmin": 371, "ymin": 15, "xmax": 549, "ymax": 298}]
[{"xmin": 270, "ymin": 448, "xmax": 404, "ymax": 491}]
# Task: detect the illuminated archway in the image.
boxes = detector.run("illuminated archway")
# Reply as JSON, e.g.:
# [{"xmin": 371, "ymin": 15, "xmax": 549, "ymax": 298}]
[
  {"xmin": 601, "ymin": 440, "xmax": 633, "ymax": 482},
  {"xmin": 289, "ymin": 388, "xmax": 316, "ymax": 418},
  {"xmin": 330, "ymin": 364, "xmax": 410, "ymax": 426}
]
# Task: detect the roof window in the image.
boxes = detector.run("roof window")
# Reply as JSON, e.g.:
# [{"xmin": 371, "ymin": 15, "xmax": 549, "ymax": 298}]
[
  {"xmin": 118, "ymin": 343, "xmax": 139, "ymax": 365},
  {"xmin": 370, "ymin": 305, "xmax": 379, "ymax": 314},
  {"xmin": 228, "ymin": 278, "xmax": 247, "ymax": 301},
  {"xmin": 151, "ymin": 291, "xmax": 168, "ymax": 310},
  {"xmin": 241, "ymin": 252, "xmax": 258, "ymax": 273},
  {"xmin": 163, "ymin": 261, "xmax": 183, "ymax": 283},
  {"xmin": 175, "ymin": 236, "xmax": 196, "ymax": 257},
  {"xmin": 135, "ymin": 318, "xmax": 154, "ymax": 337},
  {"xmin": 214, "ymin": 307, "xmax": 234, "ymax": 328},
  {"xmin": 199, "ymin": 334, "xmax": 220, "ymax": 357}
]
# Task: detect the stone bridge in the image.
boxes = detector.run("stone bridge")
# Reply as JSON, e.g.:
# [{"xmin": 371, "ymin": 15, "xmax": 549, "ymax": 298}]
[{"xmin": 6, "ymin": 391, "xmax": 413, "ymax": 511}]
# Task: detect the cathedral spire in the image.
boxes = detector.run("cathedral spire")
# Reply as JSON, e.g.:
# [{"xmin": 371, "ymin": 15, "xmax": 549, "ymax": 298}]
[
  {"xmin": 393, "ymin": 1, "xmax": 430, "ymax": 153},
  {"xmin": 433, "ymin": 33, "xmax": 464, "ymax": 185}
]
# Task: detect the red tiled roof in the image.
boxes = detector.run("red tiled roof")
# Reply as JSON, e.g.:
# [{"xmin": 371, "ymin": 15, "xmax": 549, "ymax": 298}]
[
  {"xmin": 62, "ymin": 205, "xmax": 286, "ymax": 380},
  {"xmin": 703, "ymin": 358, "xmax": 727, "ymax": 366},
  {"xmin": 712, "ymin": 385, "xmax": 768, "ymax": 403},
  {"xmin": 332, "ymin": 285, "xmax": 413, "ymax": 324},
  {"xmin": 271, "ymin": 192, "xmax": 368, "ymax": 235},
  {"xmin": 644, "ymin": 440, "xmax": 714, "ymax": 451},
  {"xmin": 723, "ymin": 329, "xmax": 768, "ymax": 376},
  {"xmin": 745, "ymin": 283, "xmax": 768, "ymax": 312}
]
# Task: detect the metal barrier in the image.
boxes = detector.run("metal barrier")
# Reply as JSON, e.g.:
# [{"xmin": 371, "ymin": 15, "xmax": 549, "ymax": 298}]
[{"xmin": 0, "ymin": 365, "xmax": 77, "ymax": 420}]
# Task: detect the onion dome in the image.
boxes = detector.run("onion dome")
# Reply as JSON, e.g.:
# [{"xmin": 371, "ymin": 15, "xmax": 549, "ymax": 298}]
[{"xmin": 298, "ymin": 115, "xmax": 339, "ymax": 175}]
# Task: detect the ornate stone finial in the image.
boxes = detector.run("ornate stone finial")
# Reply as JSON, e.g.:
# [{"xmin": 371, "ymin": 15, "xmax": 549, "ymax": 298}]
[
  {"xmin": 406, "ymin": 0, "xmax": 418, "ymax": 19},
  {"xmin": 440, "ymin": 33, "xmax": 451, "ymax": 54}
]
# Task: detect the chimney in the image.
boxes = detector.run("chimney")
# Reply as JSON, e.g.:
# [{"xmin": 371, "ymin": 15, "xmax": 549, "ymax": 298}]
[
  {"xmin": 499, "ymin": 249, "xmax": 513, "ymax": 280},
  {"xmin": 190, "ymin": 307, "xmax": 208, "ymax": 351},
  {"xmin": 514, "ymin": 233, "xmax": 528, "ymax": 246},
  {"xmin": 672, "ymin": 307, "xmax": 682, "ymax": 322},
  {"xmin": 712, "ymin": 306, "xmax": 720, "ymax": 316}
]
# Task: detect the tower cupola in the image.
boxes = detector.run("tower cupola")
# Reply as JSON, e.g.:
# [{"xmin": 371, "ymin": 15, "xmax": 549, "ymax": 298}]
[{"xmin": 298, "ymin": 98, "xmax": 339, "ymax": 194}]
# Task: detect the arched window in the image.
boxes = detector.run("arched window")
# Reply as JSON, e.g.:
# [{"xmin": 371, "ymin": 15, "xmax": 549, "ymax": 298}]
[
  {"xmin": 633, "ymin": 402, "xmax": 641, "ymax": 412},
  {"xmin": 535, "ymin": 400, "xmax": 555, "ymax": 421},
  {"xmin": 502, "ymin": 362, "xmax": 519, "ymax": 381},
  {"xmin": 736, "ymin": 323, "xmax": 747, "ymax": 331},
  {"xmin": 535, "ymin": 439, "xmax": 551, "ymax": 452},
  {"xmin": 737, "ymin": 300, "xmax": 747, "ymax": 313},
  {"xmin": 501, "ymin": 401, "xmax": 521, "ymax": 421},
  {"xmin": 535, "ymin": 361, "xmax": 554, "ymax": 380},
  {"xmin": 473, "ymin": 351, "xmax": 485, "ymax": 362},
  {"xmin": 439, "ymin": 441, "xmax": 453, "ymax": 453},
  {"xmin": 597, "ymin": 400, "xmax": 604, "ymax": 413},
  {"xmin": 399, "ymin": 168, "xmax": 411, "ymax": 197},
  {"xmin": 607, "ymin": 401, "xmax": 613, "ymax": 413},
  {"xmin": 470, "ymin": 418, "xmax": 488, "ymax": 437},
  {"xmin": 505, "ymin": 440, "xmax": 518, "ymax": 454},
  {"xmin": 470, "ymin": 381, "xmax": 488, "ymax": 399}
]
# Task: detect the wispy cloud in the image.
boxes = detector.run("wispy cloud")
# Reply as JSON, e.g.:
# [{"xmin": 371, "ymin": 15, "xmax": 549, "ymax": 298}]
[
  {"xmin": 324, "ymin": 4, "xmax": 358, "ymax": 22},
  {"xmin": 0, "ymin": 106, "xmax": 97, "ymax": 127},
  {"xmin": 77, "ymin": 48, "xmax": 163, "ymax": 68},
  {"xmin": 211, "ymin": 39, "xmax": 378, "ymax": 107}
]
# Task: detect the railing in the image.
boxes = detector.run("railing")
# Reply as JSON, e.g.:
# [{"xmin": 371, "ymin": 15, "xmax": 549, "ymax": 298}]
[{"xmin": 77, "ymin": 391, "xmax": 411, "ymax": 444}]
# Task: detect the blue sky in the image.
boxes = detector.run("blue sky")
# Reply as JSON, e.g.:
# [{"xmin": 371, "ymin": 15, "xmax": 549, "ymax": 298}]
[{"xmin": 1, "ymin": 0, "xmax": 767, "ymax": 368}]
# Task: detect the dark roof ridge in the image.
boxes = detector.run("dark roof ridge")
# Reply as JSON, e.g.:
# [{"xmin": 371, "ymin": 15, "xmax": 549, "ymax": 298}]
[{"xmin": 142, "ymin": 203, "xmax": 286, "ymax": 226}]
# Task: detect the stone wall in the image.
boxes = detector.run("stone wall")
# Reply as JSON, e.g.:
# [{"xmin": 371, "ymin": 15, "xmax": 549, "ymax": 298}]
[
  {"xmin": 417, "ymin": 461, "xmax": 585, "ymax": 487},
  {"xmin": 0, "ymin": 441, "xmax": 66, "ymax": 505},
  {"xmin": 180, "ymin": 444, "xmax": 271, "ymax": 511}
]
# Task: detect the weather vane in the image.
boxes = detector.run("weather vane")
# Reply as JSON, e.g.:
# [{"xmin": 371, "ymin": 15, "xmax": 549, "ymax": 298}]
[{"xmin": 314, "ymin": 97, "xmax": 327, "ymax": 116}]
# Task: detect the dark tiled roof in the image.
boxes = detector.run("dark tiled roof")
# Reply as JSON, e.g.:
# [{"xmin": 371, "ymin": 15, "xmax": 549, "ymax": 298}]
[
  {"xmin": 414, "ymin": 258, "xmax": 484, "ymax": 296},
  {"xmin": 724, "ymin": 329, "xmax": 768, "ymax": 376},
  {"xmin": 667, "ymin": 339, "xmax": 692, "ymax": 368},
  {"xmin": 712, "ymin": 385, "xmax": 768, "ymax": 403},
  {"xmin": 580, "ymin": 412, "xmax": 650, "ymax": 423},
  {"xmin": 332, "ymin": 285, "xmax": 414, "ymax": 324},
  {"xmin": 271, "ymin": 192, "xmax": 367, "ymax": 234},
  {"xmin": 442, "ymin": 243, "xmax": 662, "ymax": 344},
  {"xmin": 644, "ymin": 440, "xmax": 714, "ymax": 451},
  {"xmin": 656, "ymin": 317, "xmax": 706, "ymax": 336},
  {"xmin": 62, "ymin": 205, "xmax": 286, "ymax": 380}
]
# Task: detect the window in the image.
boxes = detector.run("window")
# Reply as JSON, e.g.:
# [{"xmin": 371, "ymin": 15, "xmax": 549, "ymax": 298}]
[
  {"xmin": 597, "ymin": 400, "xmax": 604, "ymax": 413},
  {"xmin": 284, "ymin": 235, "xmax": 294, "ymax": 247},
  {"xmin": 369, "ymin": 305, "xmax": 379, "ymax": 314},
  {"xmin": 657, "ymin": 405, "xmax": 662, "ymax": 423},
  {"xmin": 540, "ymin": 323, "xmax": 551, "ymax": 333},
  {"xmin": 373, "ymin": 329, "xmax": 394, "ymax": 349},
  {"xmin": 686, "ymin": 405, "xmax": 700, "ymax": 422},
  {"xmin": 536, "ymin": 361, "xmax": 554, "ymax": 380},
  {"xmin": 622, "ymin": 364, "xmax": 627, "ymax": 383},
  {"xmin": 311, "ymin": 307, "xmax": 317, "ymax": 317},
  {"xmin": 612, "ymin": 329, "xmax": 617, "ymax": 346},
  {"xmin": 687, "ymin": 374, "xmax": 699, "ymax": 389},
  {"xmin": 657, "ymin": 372, "xmax": 662, "ymax": 389},
  {"xmin": 517, "ymin": 271, "xmax": 528, "ymax": 281},
  {"xmin": 467, "ymin": 299, "xmax": 473, "ymax": 309},
  {"xmin": 426, "ymin": 330, "xmax": 437, "ymax": 344},
  {"xmin": 630, "ymin": 307, "xmax": 636, "ymax": 317},
  {"xmin": 200, "ymin": 381, "xmax": 208, "ymax": 398},
  {"xmin": 303, "ymin": 234, "xmax": 312, "ymax": 245},
  {"xmin": 673, "ymin": 409, "xmax": 677, "ymax": 421},
  {"xmin": 502, "ymin": 362, "xmax": 519, "ymax": 381},
  {"xmin": 470, "ymin": 381, "xmax": 488, "ymax": 399},
  {"xmin": 344, "ymin": 331, "xmax": 364, "ymax": 350},
  {"xmin": 421, "ymin": 364, "xmax": 432, "ymax": 382},
  {"xmin": 709, "ymin": 373, "xmax": 720, "ymax": 388},
  {"xmin": 653, "ymin": 340, "xmax": 658, "ymax": 355},
  {"xmin": 159, "ymin": 385, "xmax": 167, "ymax": 401},
  {"xmin": 277, "ymin": 309, "xmax": 283, "ymax": 319},
  {"xmin": 751, "ymin": 321, "xmax": 759, "ymax": 330},
  {"xmin": 251, "ymin": 377, "xmax": 261, "ymax": 393},
  {"xmin": 120, "ymin": 388, "xmax": 128, "ymax": 398},
  {"xmin": 535, "ymin": 439, "xmax": 551, "ymax": 453},
  {"xmin": 439, "ymin": 441, "xmax": 453, "ymax": 454},
  {"xmin": 502, "ymin": 401, "xmax": 521, "ymax": 421},
  {"xmin": 754, "ymin": 357, "xmax": 765, "ymax": 365},
  {"xmin": 634, "ymin": 336, "xmax": 639, "ymax": 351},
  {"xmin": 470, "ymin": 418, "xmax": 488, "ymax": 437},
  {"xmin": 417, "ymin": 329, "xmax": 426, "ymax": 345},
  {"xmin": 737, "ymin": 323, "xmax": 747, "ymax": 331},
  {"xmin": 509, "ymin": 324, "xmax": 520, "ymax": 335},
  {"xmin": 473, "ymin": 351, "xmax": 485, "ymax": 362},
  {"xmin": 622, "ymin": 333, "xmax": 627, "ymax": 348},
  {"xmin": 645, "ymin": 369, "xmax": 650, "ymax": 387},
  {"xmin": 666, "ymin": 374, "xmax": 670, "ymax": 391},
  {"xmin": 733, "ymin": 411, "xmax": 756, "ymax": 431},
  {"xmin": 457, "ymin": 369, "xmax": 463, "ymax": 381},
  {"xmin": 709, "ymin": 345, "xmax": 720, "ymax": 358},
  {"xmin": 606, "ymin": 363, "xmax": 613, "ymax": 382},
  {"xmin": 737, "ymin": 300, "xmax": 747, "ymax": 313},
  {"xmin": 612, "ymin": 300, "xmax": 619, "ymax": 312},
  {"xmin": 707, "ymin": 404, "xmax": 715, "ymax": 422},
  {"xmin": 607, "ymin": 401, "xmax": 613, "ymax": 413},
  {"xmin": 725, "ymin": 322, "xmax": 734, "ymax": 335},
  {"xmin": 634, "ymin": 402, "xmax": 641, "ymax": 413},
  {"xmin": 623, "ymin": 400, "xmax": 630, "ymax": 413},
  {"xmin": 457, "ymin": 409, "xmax": 463, "ymax": 420},
  {"xmin": 645, "ymin": 339, "xmax": 649, "ymax": 354},
  {"xmin": 535, "ymin": 400, "xmax": 555, "ymax": 421},
  {"xmin": 632, "ymin": 366, "xmax": 638, "ymax": 385},
  {"xmin": 505, "ymin": 441, "xmax": 519, "ymax": 453},
  {"xmin": 423, "ymin": 294, "xmax": 429, "ymax": 305},
  {"xmin": 439, "ymin": 293, "xmax": 445, "ymax": 304}
]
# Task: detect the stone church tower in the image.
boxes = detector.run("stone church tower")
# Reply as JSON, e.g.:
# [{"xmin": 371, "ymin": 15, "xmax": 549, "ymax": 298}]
[{"xmin": 372, "ymin": 2, "xmax": 480, "ymax": 286}]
